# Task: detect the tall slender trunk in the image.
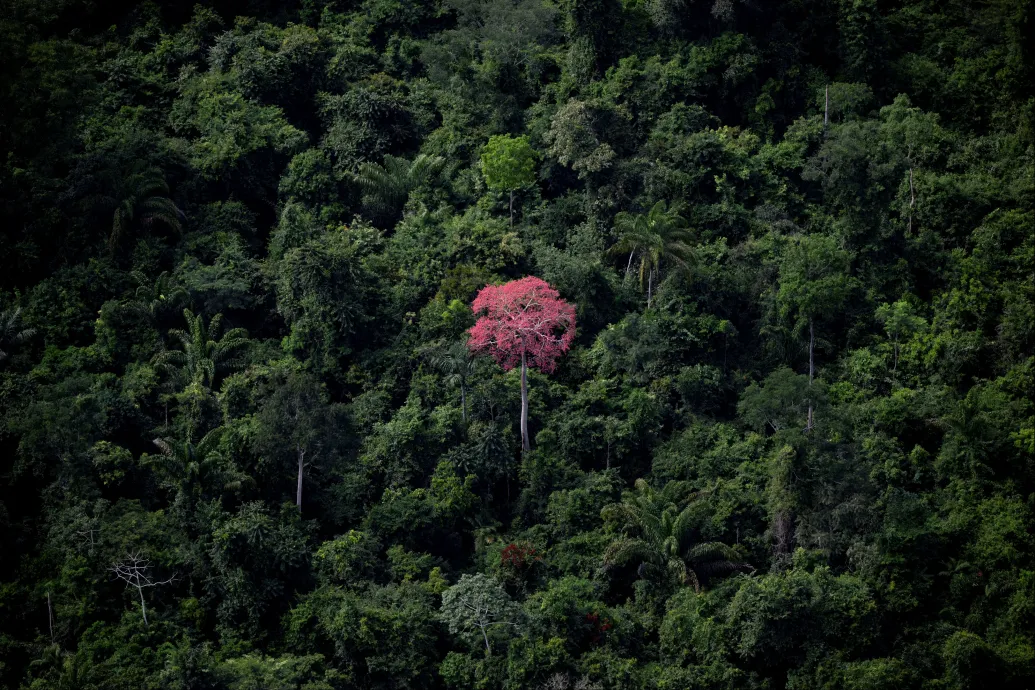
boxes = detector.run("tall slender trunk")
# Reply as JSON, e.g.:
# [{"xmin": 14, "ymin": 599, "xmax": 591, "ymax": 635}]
[
  {"xmin": 138, "ymin": 586, "xmax": 148, "ymax": 627},
  {"xmin": 807, "ymin": 319, "xmax": 814, "ymax": 432},
  {"xmin": 47, "ymin": 591, "xmax": 54, "ymax": 642},
  {"xmin": 460, "ymin": 383, "xmax": 467, "ymax": 423},
  {"xmin": 520, "ymin": 350, "xmax": 530, "ymax": 452},
  {"xmin": 647, "ymin": 268, "xmax": 654, "ymax": 308},
  {"xmin": 824, "ymin": 85, "xmax": 829, "ymax": 128},
  {"xmin": 481, "ymin": 624, "xmax": 492, "ymax": 654},
  {"xmin": 509, "ymin": 189, "xmax": 514, "ymax": 228},
  {"xmin": 908, "ymin": 166, "xmax": 915, "ymax": 233},
  {"xmin": 625, "ymin": 250, "xmax": 634, "ymax": 278},
  {"xmin": 296, "ymin": 446, "xmax": 304, "ymax": 508}
]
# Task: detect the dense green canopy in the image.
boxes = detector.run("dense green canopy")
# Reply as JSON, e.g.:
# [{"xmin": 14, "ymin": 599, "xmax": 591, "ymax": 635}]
[{"xmin": 0, "ymin": 0, "xmax": 1031, "ymax": 688}]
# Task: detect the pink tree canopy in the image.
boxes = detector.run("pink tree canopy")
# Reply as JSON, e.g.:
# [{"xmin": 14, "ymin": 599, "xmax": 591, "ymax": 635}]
[{"xmin": 467, "ymin": 276, "xmax": 576, "ymax": 372}]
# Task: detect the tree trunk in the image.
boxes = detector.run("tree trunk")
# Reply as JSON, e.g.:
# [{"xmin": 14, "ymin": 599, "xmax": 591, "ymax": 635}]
[
  {"xmin": 47, "ymin": 591, "xmax": 54, "ymax": 642},
  {"xmin": 460, "ymin": 383, "xmax": 467, "ymax": 424},
  {"xmin": 481, "ymin": 624, "xmax": 492, "ymax": 654},
  {"xmin": 773, "ymin": 509, "xmax": 795, "ymax": 556},
  {"xmin": 520, "ymin": 350, "xmax": 530, "ymax": 452},
  {"xmin": 509, "ymin": 189, "xmax": 514, "ymax": 228},
  {"xmin": 625, "ymin": 250, "xmax": 634, "ymax": 278},
  {"xmin": 908, "ymin": 166, "xmax": 915, "ymax": 233},
  {"xmin": 647, "ymin": 268, "xmax": 654, "ymax": 308},
  {"xmin": 296, "ymin": 446, "xmax": 304, "ymax": 509},
  {"xmin": 138, "ymin": 586, "xmax": 148, "ymax": 627},
  {"xmin": 824, "ymin": 85, "xmax": 829, "ymax": 128},
  {"xmin": 807, "ymin": 319, "xmax": 814, "ymax": 432}
]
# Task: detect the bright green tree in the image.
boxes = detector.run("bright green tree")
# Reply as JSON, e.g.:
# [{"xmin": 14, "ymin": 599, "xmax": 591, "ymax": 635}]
[
  {"xmin": 775, "ymin": 234, "xmax": 854, "ymax": 431},
  {"xmin": 480, "ymin": 134, "xmax": 538, "ymax": 227},
  {"xmin": 875, "ymin": 299, "xmax": 926, "ymax": 373}
]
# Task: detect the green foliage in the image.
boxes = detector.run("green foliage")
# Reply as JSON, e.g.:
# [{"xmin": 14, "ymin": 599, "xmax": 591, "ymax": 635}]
[
  {"xmin": 481, "ymin": 134, "xmax": 538, "ymax": 193},
  {"xmin": 0, "ymin": 2, "xmax": 1032, "ymax": 689}
]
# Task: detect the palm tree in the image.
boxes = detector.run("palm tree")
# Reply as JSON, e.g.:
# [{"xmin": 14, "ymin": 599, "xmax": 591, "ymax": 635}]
[
  {"xmin": 106, "ymin": 163, "xmax": 185, "ymax": 253},
  {"xmin": 429, "ymin": 340, "xmax": 479, "ymax": 423},
  {"xmin": 150, "ymin": 426, "xmax": 251, "ymax": 499},
  {"xmin": 603, "ymin": 479, "xmax": 751, "ymax": 592},
  {"xmin": 154, "ymin": 309, "xmax": 249, "ymax": 391},
  {"xmin": 356, "ymin": 153, "xmax": 445, "ymax": 226},
  {"xmin": 0, "ymin": 307, "xmax": 35, "ymax": 362},
  {"xmin": 608, "ymin": 201, "xmax": 695, "ymax": 307},
  {"xmin": 125, "ymin": 271, "xmax": 189, "ymax": 321}
]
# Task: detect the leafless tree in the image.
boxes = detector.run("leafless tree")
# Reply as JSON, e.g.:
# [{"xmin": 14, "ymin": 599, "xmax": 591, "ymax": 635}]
[{"xmin": 111, "ymin": 553, "xmax": 175, "ymax": 627}]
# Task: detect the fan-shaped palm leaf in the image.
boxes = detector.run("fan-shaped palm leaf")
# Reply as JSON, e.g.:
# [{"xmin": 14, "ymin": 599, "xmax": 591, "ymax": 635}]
[
  {"xmin": 0, "ymin": 307, "xmax": 35, "ymax": 362},
  {"xmin": 608, "ymin": 201, "xmax": 695, "ymax": 306},
  {"xmin": 603, "ymin": 479, "xmax": 751, "ymax": 592},
  {"xmin": 154, "ymin": 309, "xmax": 249, "ymax": 390},
  {"xmin": 356, "ymin": 153, "xmax": 445, "ymax": 224},
  {"xmin": 107, "ymin": 164, "xmax": 185, "ymax": 252}
]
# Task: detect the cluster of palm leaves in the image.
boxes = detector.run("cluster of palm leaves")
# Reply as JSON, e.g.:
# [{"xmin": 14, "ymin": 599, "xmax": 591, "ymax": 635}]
[
  {"xmin": 0, "ymin": 307, "xmax": 35, "ymax": 362},
  {"xmin": 428, "ymin": 340, "xmax": 479, "ymax": 423},
  {"xmin": 603, "ymin": 479, "xmax": 752, "ymax": 592},
  {"xmin": 355, "ymin": 153, "xmax": 445, "ymax": 226},
  {"xmin": 153, "ymin": 309, "xmax": 249, "ymax": 392},
  {"xmin": 125, "ymin": 271, "xmax": 189, "ymax": 321},
  {"xmin": 149, "ymin": 427, "xmax": 251, "ymax": 504},
  {"xmin": 608, "ymin": 201, "xmax": 696, "ymax": 307},
  {"xmin": 105, "ymin": 163, "xmax": 185, "ymax": 253}
]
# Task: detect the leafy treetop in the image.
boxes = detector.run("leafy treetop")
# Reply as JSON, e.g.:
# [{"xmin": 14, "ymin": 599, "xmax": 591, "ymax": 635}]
[{"xmin": 467, "ymin": 276, "xmax": 576, "ymax": 373}]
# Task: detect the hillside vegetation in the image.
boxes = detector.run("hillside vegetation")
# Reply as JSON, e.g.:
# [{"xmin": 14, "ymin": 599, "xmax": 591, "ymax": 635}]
[{"xmin": 0, "ymin": 0, "xmax": 1031, "ymax": 688}]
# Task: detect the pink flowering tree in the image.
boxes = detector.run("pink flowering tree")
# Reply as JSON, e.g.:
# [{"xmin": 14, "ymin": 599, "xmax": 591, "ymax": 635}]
[{"xmin": 468, "ymin": 277, "xmax": 576, "ymax": 451}]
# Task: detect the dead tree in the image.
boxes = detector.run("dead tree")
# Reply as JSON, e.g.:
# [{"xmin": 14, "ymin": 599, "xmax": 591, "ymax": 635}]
[{"xmin": 111, "ymin": 553, "xmax": 175, "ymax": 627}]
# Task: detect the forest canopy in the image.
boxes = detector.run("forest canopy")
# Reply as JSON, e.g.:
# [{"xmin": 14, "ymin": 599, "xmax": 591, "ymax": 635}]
[{"xmin": 0, "ymin": 0, "xmax": 1031, "ymax": 688}]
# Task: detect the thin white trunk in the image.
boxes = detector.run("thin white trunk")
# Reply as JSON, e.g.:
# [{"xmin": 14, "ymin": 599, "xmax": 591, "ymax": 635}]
[
  {"xmin": 520, "ymin": 351, "xmax": 530, "ymax": 452},
  {"xmin": 296, "ymin": 446, "xmax": 304, "ymax": 508},
  {"xmin": 807, "ymin": 319, "xmax": 815, "ymax": 432},
  {"xmin": 824, "ymin": 85, "xmax": 829, "ymax": 127},
  {"xmin": 138, "ymin": 586, "xmax": 148, "ymax": 627},
  {"xmin": 47, "ymin": 591, "xmax": 54, "ymax": 642},
  {"xmin": 908, "ymin": 166, "xmax": 915, "ymax": 233}
]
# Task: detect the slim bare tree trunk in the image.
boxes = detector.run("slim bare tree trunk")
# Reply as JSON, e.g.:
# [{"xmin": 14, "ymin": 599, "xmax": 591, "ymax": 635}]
[
  {"xmin": 296, "ymin": 446, "xmax": 304, "ymax": 508},
  {"xmin": 807, "ymin": 319, "xmax": 815, "ymax": 432},
  {"xmin": 47, "ymin": 591, "xmax": 54, "ymax": 642},
  {"xmin": 908, "ymin": 166, "xmax": 915, "ymax": 233},
  {"xmin": 625, "ymin": 250, "xmax": 634, "ymax": 278},
  {"xmin": 647, "ymin": 268, "xmax": 654, "ymax": 308},
  {"xmin": 138, "ymin": 586, "xmax": 148, "ymax": 627},
  {"xmin": 824, "ymin": 85, "xmax": 829, "ymax": 128},
  {"xmin": 520, "ymin": 350, "xmax": 530, "ymax": 452},
  {"xmin": 481, "ymin": 624, "xmax": 492, "ymax": 654}
]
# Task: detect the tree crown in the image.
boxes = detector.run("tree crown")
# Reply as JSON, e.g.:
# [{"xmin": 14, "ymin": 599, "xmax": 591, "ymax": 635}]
[
  {"xmin": 468, "ymin": 276, "xmax": 575, "ymax": 373},
  {"xmin": 480, "ymin": 134, "xmax": 538, "ymax": 192}
]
